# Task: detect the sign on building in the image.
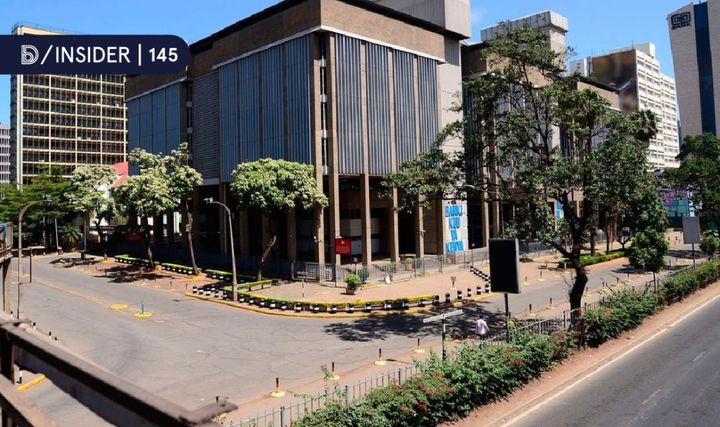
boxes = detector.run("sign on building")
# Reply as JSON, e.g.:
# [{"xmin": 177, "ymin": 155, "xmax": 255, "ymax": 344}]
[
  {"xmin": 671, "ymin": 12, "xmax": 692, "ymax": 30},
  {"xmin": 335, "ymin": 238, "xmax": 352, "ymax": 256},
  {"xmin": 445, "ymin": 204, "xmax": 466, "ymax": 254}
]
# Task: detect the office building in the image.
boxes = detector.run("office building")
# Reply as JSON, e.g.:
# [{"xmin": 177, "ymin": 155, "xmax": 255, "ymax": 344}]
[
  {"xmin": 10, "ymin": 25, "xmax": 127, "ymax": 184},
  {"xmin": 570, "ymin": 43, "xmax": 680, "ymax": 169},
  {"xmin": 668, "ymin": 0, "xmax": 720, "ymax": 140},
  {"xmin": 126, "ymin": 0, "xmax": 471, "ymax": 266},
  {"xmin": 480, "ymin": 10, "xmax": 569, "ymax": 55},
  {"xmin": 0, "ymin": 124, "xmax": 9, "ymax": 184}
]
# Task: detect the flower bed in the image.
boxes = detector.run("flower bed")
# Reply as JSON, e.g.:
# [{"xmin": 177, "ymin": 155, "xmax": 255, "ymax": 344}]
[
  {"xmin": 557, "ymin": 249, "xmax": 626, "ymax": 269},
  {"xmin": 236, "ymin": 292, "xmax": 437, "ymax": 314},
  {"xmin": 114, "ymin": 254, "xmax": 152, "ymax": 267}
]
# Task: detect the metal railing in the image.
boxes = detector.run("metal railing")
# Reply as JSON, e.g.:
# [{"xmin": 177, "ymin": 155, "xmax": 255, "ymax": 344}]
[{"xmin": 0, "ymin": 310, "xmax": 235, "ymax": 426}]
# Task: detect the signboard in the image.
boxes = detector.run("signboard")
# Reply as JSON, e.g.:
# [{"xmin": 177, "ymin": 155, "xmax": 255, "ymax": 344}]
[
  {"xmin": 445, "ymin": 204, "xmax": 466, "ymax": 254},
  {"xmin": 682, "ymin": 216, "xmax": 701, "ymax": 244},
  {"xmin": 423, "ymin": 309, "xmax": 463, "ymax": 324},
  {"xmin": 489, "ymin": 239, "xmax": 521, "ymax": 294},
  {"xmin": 671, "ymin": 12, "xmax": 692, "ymax": 30},
  {"xmin": 335, "ymin": 238, "xmax": 352, "ymax": 256}
]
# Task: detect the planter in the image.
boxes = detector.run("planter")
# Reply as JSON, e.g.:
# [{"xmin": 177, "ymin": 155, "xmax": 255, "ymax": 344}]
[
  {"xmin": 294, "ymin": 304, "xmax": 302, "ymax": 312},
  {"xmin": 364, "ymin": 304, "xmax": 372, "ymax": 312},
  {"xmin": 347, "ymin": 306, "xmax": 355, "ymax": 313},
  {"xmin": 345, "ymin": 288, "xmax": 356, "ymax": 295},
  {"xmin": 280, "ymin": 304, "xmax": 287, "ymax": 311}
]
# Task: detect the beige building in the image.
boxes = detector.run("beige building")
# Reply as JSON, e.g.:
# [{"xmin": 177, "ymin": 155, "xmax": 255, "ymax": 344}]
[
  {"xmin": 570, "ymin": 43, "xmax": 680, "ymax": 169},
  {"xmin": 668, "ymin": 0, "xmax": 720, "ymax": 140},
  {"xmin": 481, "ymin": 10, "xmax": 569, "ymax": 55},
  {"xmin": 0, "ymin": 124, "xmax": 9, "ymax": 184},
  {"xmin": 126, "ymin": 0, "xmax": 471, "ymax": 268},
  {"xmin": 10, "ymin": 25, "xmax": 127, "ymax": 184}
]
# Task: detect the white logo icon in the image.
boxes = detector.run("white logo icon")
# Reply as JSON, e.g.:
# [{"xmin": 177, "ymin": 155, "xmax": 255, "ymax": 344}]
[{"xmin": 21, "ymin": 45, "xmax": 39, "ymax": 65}]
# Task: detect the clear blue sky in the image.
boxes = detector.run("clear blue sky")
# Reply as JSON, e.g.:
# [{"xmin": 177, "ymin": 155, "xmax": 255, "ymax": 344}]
[{"xmin": 0, "ymin": 0, "xmax": 682, "ymax": 125}]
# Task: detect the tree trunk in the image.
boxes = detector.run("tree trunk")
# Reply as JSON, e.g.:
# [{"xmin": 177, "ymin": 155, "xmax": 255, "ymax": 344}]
[
  {"xmin": 95, "ymin": 219, "xmax": 107, "ymax": 259},
  {"xmin": 143, "ymin": 225, "xmax": 154, "ymax": 268},
  {"xmin": 257, "ymin": 233, "xmax": 277, "ymax": 282},
  {"xmin": 569, "ymin": 259, "xmax": 589, "ymax": 317},
  {"xmin": 183, "ymin": 199, "xmax": 199, "ymax": 275}
]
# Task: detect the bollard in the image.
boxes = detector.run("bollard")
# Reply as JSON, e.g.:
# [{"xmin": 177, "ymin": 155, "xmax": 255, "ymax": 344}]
[
  {"xmin": 329, "ymin": 362, "xmax": 340, "ymax": 381},
  {"xmin": 467, "ymin": 288, "xmax": 472, "ymax": 298},
  {"xmin": 32, "ymin": 322, "xmax": 36, "ymax": 330},
  {"xmin": 17, "ymin": 371, "xmax": 22, "ymax": 385},
  {"xmin": 548, "ymin": 298, "xmax": 554, "ymax": 309},
  {"xmin": 445, "ymin": 293, "xmax": 451, "ymax": 304},
  {"xmin": 476, "ymin": 286, "xmax": 482, "ymax": 295},
  {"xmin": 457, "ymin": 290, "xmax": 463, "ymax": 301},
  {"xmin": 48, "ymin": 331, "xmax": 52, "ymax": 338},
  {"xmin": 271, "ymin": 377, "xmax": 285, "ymax": 398},
  {"xmin": 414, "ymin": 337, "xmax": 425, "ymax": 354},
  {"xmin": 523, "ymin": 275, "xmax": 529, "ymax": 285},
  {"xmin": 375, "ymin": 348, "xmax": 387, "ymax": 366},
  {"xmin": 539, "ymin": 271, "xmax": 545, "ymax": 282}
]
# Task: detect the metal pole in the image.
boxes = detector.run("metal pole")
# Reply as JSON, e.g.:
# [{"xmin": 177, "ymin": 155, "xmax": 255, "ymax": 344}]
[
  {"xmin": 54, "ymin": 218, "xmax": 60, "ymax": 254},
  {"xmin": 692, "ymin": 243, "xmax": 696, "ymax": 267},
  {"xmin": 504, "ymin": 293, "xmax": 510, "ymax": 342},
  {"xmin": 222, "ymin": 203, "xmax": 238, "ymax": 302},
  {"xmin": 441, "ymin": 317, "xmax": 446, "ymax": 362},
  {"xmin": 29, "ymin": 249, "xmax": 32, "ymax": 283}
]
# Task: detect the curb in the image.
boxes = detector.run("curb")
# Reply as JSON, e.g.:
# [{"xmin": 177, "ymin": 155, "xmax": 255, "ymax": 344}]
[{"xmin": 184, "ymin": 292, "xmax": 497, "ymax": 318}]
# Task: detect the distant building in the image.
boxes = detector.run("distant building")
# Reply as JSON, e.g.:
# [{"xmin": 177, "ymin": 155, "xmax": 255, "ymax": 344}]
[
  {"xmin": 480, "ymin": 10, "xmax": 569, "ymax": 54},
  {"xmin": 0, "ymin": 124, "xmax": 9, "ymax": 184},
  {"xmin": 570, "ymin": 43, "xmax": 680, "ymax": 169},
  {"xmin": 668, "ymin": 0, "xmax": 720, "ymax": 140},
  {"xmin": 10, "ymin": 25, "xmax": 127, "ymax": 184}
]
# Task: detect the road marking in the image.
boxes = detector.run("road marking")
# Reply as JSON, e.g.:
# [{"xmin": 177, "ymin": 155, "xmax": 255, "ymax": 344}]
[
  {"xmin": 641, "ymin": 388, "xmax": 661, "ymax": 406},
  {"xmin": 133, "ymin": 312, "xmax": 153, "ymax": 319},
  {"xmin": 17, "ymin": 374, "xmax": 46, "ymax": 392},
  {"xmin": 693, "ymin": 351, "xmax": 706, "ymax": 363},
  {"xmin": 500, "ymin": 293, "xmax": 720, "ymax": 426},
  {"xmin": 110, "ymin": 304, "xmax": 129, "ymax": 310}
]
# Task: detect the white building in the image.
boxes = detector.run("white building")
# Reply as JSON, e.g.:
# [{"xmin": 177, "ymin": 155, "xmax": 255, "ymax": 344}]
[
  {"xmin": 570, "ymin": 43, "xmax": 680, "ymax": 169},
  {"xmin": 0, "ymin": 124, "xmax": 9, "ymax": 184}
]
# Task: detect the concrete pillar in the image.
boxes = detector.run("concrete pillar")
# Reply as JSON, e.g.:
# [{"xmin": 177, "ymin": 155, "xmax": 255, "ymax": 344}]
[
  {"xmin": 287, "ymin": 208, "xmax": 297, "ymax": 263},
  {"xmin": 388, "ymin": 189, "xmax": 400, "ymax": 262},
  {"xmin": 436, "ymin": 199, "xmax": 446, "ymax": 257},
  {"xmin": 480, "ymin": 194, "xmax": 490, "ymax": 248},
  {"xmin": 360, "ymin": 175, "xmax": 372, "ymax": 266},
  {"xmin": 1, "ymin": 259, "xmax": 10, "ymax": 314},
  {"xmin": 327, "ymin": 34, "xmax": 341, "ymax": 267},
  {"xmin": 491, "ymin": 200, "xmax": 501, "ymax": 238},
  {"xmin": 310, "ymin": 33, "xmax": 326, "ymax": 266},
  {"xmin": 415, "ymin": 203, "xmax": 425, "ymax": 259}
]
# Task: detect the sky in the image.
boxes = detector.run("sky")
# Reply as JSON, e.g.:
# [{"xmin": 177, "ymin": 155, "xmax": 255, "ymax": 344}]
[{"xmin": 0, "ymin": 0, "xmax": 683, "ymax": 125}]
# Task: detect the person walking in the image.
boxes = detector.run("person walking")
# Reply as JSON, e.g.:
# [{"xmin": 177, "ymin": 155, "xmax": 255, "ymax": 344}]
[{"xmin": 475, "ymin": 316, "xmax": 489, "ymax": 337}]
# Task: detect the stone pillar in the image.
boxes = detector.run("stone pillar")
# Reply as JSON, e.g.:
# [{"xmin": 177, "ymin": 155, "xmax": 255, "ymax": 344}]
[
  {"xmin": 310, "ymin": 33, "xmax": 326, "ymax": 266},
  {"xmin": 287, "ymin": 208, "xmax": 297, "ymax": 263},
  {"xmin": 360, "ymin": 175, "xmax": 372, "ymax": 266},
  {"xmin": 415, "ymin": 203, "xmax": 425, "ymax": 259},
  {"xmin": 327, "ymin": 34, "xmax": 341, "ymax": 268},
  {"xmin": 388, "ymin": 189, "xmax": 400, "ymax": 262},
  {"xmin": 480, "ymin": 194, "xmax": 490, "ymax": 248}
]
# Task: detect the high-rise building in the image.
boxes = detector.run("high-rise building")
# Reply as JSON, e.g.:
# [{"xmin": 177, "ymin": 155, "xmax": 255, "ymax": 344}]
[
  {"xmin": 480, "ymin": 10, "xmax": 569, "ymax": 55},
  {"xmin": 126, "ymin": 0, "xmax": 470, "ymax": 265},
  {"xmin": 668, "ymin": 0, "xmax": 720, "ymax": 140},
  {"xmin": 10, "ymin": 25, "xmax": 127, "ymax": 184},
  {"xmin": 0, "ymin": 124, "xmax": 10, "ymax": 184},
  {"xmin": 570, "ymin": 43, "xmax": 680, "ymax": 169}
]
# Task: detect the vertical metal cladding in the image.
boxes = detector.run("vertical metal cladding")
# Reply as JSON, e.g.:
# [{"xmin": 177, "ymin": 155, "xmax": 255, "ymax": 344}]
[
  {"xmin": 138, "ymin": 95, "xmax": 153, "ymax": 153},
  {"xmin": 286, "ymin": 35, "xmax": 312, "ymax": 164},
  {"xmin": 127, "ymin": 99, "xmax": 140, "ymax": 175},
  {"xmin": 151, "ymin": 90, "xmax": 167, "ymax": 154},
  {"xmin": 165, "ymin": 83, "xmax": 182, "ymax": 154},
  {"xmin": 238, "ymin": 55, "xmax": 261, "ymax": 163},
  {"xmin": 262, "ymin": 45, "xmax": 286, "ymax": 159},
  {"xmin": 335, "ymin": 34, "xmax": 364, "ymax": 175},
  {"xmin": 193, "ymin": 72, "xmax": 220, "ymax": 179},
  {"xmin": 366, "ymin": 43, "xmax": 392, "ymax": 175},
  {"xmin": 393, "ymin": 50, "xmax": 417, "ymax": 165},
  {"xmin": 219, "ymin": 62, "xmax": 239, "ymax": 182},
  {"xmin": 417, "ymin": 56, "xmax": 438, "ymax": 153}
]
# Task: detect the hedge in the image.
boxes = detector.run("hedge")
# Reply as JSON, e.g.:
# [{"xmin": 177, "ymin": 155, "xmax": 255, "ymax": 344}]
[
  {"xmin": 661, "ymin": 259, "xmax": 720, "ymax": 304},
  {"xmin": 114, "ymin": 254, "xmax": 152, "ymax": 267},
  {"xmin": 583, "ymin": 289, "xmax": 658, "ymax": 347},
  {"xmin": 205, "ymin": 269, "xmax": 260, "ymax": 283},
  {"xmin": 295, "ymin": 328, "xmax": 573, "ymax": 427},
  {"xmin": 557, "ymin": 250, "xmax": 626, "ymax": 269},
  {"xmin": 237, "ymin": 292, "xmax": 437, "ymax": 313}
]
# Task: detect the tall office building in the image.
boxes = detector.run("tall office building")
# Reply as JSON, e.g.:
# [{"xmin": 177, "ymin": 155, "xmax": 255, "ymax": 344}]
[
  {"xmin": 480, "ymin": 10, "xmax": 569, "ymax": 55},
  {"xmin": 126, "ymin": 0, "xmax": 470, "ymax": 265},
  {"xmin": 570, "ymin": 43, "xmax": 680, "ymax": 169},
  {"xmin": 0, "ymin": 124, "xmax": 9, "ymax": 184},
  {"xmin": 668, "ymin": 0, "xmax": 720, "ymax": 140},
  {"xmin": 10, "ymin": 25, "xmax": 127, "ymax": 184}
]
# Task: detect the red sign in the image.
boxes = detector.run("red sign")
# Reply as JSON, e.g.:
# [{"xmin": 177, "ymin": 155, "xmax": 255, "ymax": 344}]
[{"xmin": 335, "ymin": 238, "xmax": 351, "ymax": 256}]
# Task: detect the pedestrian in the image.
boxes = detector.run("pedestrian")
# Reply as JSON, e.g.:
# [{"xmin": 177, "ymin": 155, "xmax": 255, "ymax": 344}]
[{"xmin": 475, "ymin": 316, "xmax": 489, "ymax": 337}]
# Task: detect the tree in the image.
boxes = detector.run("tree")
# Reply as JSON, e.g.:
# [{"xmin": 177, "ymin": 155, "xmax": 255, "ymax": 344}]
[
  {"xmin": 700, "ymin": 232, "xmax": 720, "ymax": 259},
  {"xmin": 115, "ymin": 143, "xmax": 202, "ymax": 269},
  {"xmin": 628, "ymin": 229, "xmax": 669, "ymax": 286},
  {"xmin": 230, "ymin": 159, "xmax": 328, "ymax": 281},
  {"xmin": 65, "ymin": 165, "xmax": 118, "ymax": 258},
  {"xmin": 0, "ymin": 168, "xmax": 71, "ymax": 247},
  {"xmin": 382, "ymin": 26, "xmax": 660, "ymax": 312},
  {"xmin": 666, "ymin": 133, "xmax": 720, "ymax": 227},
  {"xmin": 59, "ymin": 225, "xmax": 82, "ymax": 250}
]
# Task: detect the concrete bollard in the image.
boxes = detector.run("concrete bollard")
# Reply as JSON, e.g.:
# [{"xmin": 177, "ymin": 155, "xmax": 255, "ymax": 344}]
[
  {"xmin": 457, "ymin": 290, "xmax": 463, "ymax": 301},
  {"xmin": 414, "ymin": 337, "xmax": 425, "ymax": 354},
  {"xmin": 329, "ymin": 362, "xmax": 340, "ymax": 381},
  {"xmin": 271, "ymin": 377, "xmax": 285, "ymax": 398},
  {"xmin": 467, "ymin": 288, "xmax": 472, "ymax": 298},
  {"xmin": 445, "ymin": 293, "xmax": 451, "ymax": 303},
  {"xmin": 375, "ymin": 348, "xmax": 387, "ymax": 366}
]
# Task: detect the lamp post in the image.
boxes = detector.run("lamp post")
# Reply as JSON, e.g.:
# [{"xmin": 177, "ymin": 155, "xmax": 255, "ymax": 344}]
[
  {"xmin": 17, "ymin": 195, "xmax": 52, "ymax": 319},
  {"xmin": 205, "ymin": 197, "xmax": 238, "ymax": 302}
]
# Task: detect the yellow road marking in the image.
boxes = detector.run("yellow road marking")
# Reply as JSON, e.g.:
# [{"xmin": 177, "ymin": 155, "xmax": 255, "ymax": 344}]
[
  {"xmin": 133, "ymin": 312, "xmax": 153, "ymax": 318},
  {"xmin": 17, "ymin": 374, "xmax": 46, "ymax": 392},
  {"xmin": 110, "ymin": 304, "xmax": 129, "ymax": 310}
]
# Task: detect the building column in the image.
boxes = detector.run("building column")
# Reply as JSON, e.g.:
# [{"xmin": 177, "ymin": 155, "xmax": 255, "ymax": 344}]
[
  {"xmin": 360, "ymin": 175, "xmax": 372, "ymax": 266},
  {"xmin": 436, "ymin": 199, "xmax": 446, "ymax": 257},
  {"xmin": 327, "ymin": 34, "xmax": 341, "ymax": 268},
  {"xmin": 287, "ymin": 208, "xmax": 297, "ymax": 263},
  {"xmin": 480, "ymin": 194, "xmax": 490, "ymax": 247},
  {"xmin": 388, "ymin": 189, "xmax": 400, "ymax": 262},
  {"xmin": 415, "ymin": 203, "xmax": 425, "ymax": 259},
  {"xmin": 1, "ymin": 258, "xmax": 10, "ymax": 314}
]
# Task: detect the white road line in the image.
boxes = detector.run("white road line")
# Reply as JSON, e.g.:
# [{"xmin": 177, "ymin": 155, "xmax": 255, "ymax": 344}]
[
  {"xmin": 641, "ymin": 389, "xmax": 661, "ymax": 406},
  {"xmin": 692, "ymin": 351, "xmax": 706, "ymax": 363},
  {"xmin": 500, "ymin": 293, "xmax": 720, "ymax": 427}
]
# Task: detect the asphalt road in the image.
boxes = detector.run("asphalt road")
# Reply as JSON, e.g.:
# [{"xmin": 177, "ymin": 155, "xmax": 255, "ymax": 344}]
[
  {"xmin": 6, "ymin": 245, "xmax": 700, "ymax": 425},
  {"xmin": 511, "ymin": 292, "xmax": 720, "ymax": 427}
]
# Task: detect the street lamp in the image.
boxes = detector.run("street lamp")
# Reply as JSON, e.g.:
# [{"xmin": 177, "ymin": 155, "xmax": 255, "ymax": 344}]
[
  {"xmin": 17, "ymin": 194, "xmax": 52, "ymax": 319},
  {"xmin": 205, "ymin": 197, "xmax": 238, "ymax": 302}
]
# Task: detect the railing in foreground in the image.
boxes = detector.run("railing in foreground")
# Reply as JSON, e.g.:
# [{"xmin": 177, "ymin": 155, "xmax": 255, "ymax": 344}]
[{"xmin": 0, "ymin": 310, "xmax": 235, "ymax": 426}]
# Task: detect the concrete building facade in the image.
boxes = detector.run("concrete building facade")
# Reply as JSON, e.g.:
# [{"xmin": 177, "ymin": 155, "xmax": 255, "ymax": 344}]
[
  {"xmin": 668, "ymin": 0, "xmax": 720, "ymax": 140},
  {"xmin": 10, "ymin": 25, "xmax": 127, "ymax": 184},
  {"xmin": 0, "ymin": 124, "xmax": 9, "ymax": 184},
  {"xmin": 570, "ymin": 43, "xmax": 680, "ymax": 169},
  {"xmin": 125, "ymin": 0, "xmax": 470, "ymax": 267}
]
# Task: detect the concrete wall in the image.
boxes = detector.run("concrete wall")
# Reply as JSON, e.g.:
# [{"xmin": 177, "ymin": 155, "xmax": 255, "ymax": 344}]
[{"xmin": 669, "ymin": 3, "xmax": 703, "ymax": 139}]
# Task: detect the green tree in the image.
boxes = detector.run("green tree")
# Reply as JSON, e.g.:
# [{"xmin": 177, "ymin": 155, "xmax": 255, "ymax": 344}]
[
  {"xmin": 628, "ymin": 229, "xmax": 669, "ymax": 285},
  {"xmin": 59, "ymin": 224, "xmax": 82, "ymax": 250},
  {"xmin": 230, "ymin": 158, "xmax": 328, "ymax": 281},
  {"xmin": 666, "ymin": 133, "xmax": 720, "ymax": 227},
  {"xmin": 115, "ymin": 143, "xmax": 202, "ymax": 269},
  {"xmin": 700, "ymin": 232, "xmax": 720, "ymax": 259},
  {"xmin": 0, "ymin": 169, "xmax": 71, "ymax": 247},
  {"xmin": 382, "ymin": 26, "xmax": 659, "ymax": 312},
  {"xmin": 65, "ymin": 165, "xmax": 118, "ymax": 258}
]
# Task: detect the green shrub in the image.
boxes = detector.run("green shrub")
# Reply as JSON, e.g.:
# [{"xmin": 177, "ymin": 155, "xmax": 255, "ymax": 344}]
[
  {"xmin": 662, "ymin": 259, "xmax": 720, "ymax": 304},
  {"xmin": 557, "ymin": 250, "xmax": 625, "ymax": 269},
  {"xmin": 345, "ymin": 274, "xmax": 362, "ymax": 292},
  {"xmin": 584, "ymin": 288, "xmax": 658, "ymax": 347}
]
